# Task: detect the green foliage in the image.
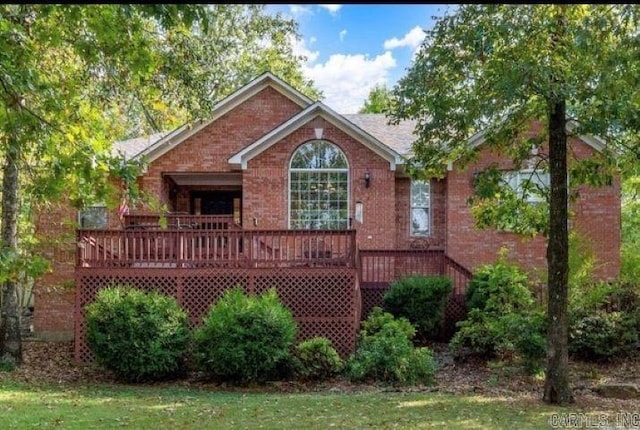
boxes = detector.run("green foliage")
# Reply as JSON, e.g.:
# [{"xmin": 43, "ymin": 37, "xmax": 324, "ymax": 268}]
[
  {"xmin": 293, "ymin": 337, "xmax": 343, "ymax": 381},
  {"xmin": 568, "ymin": 280, "xmax": 640, "ymax": 362},
  {"xmin": 465, "ymin": 252, "xmax": 534, "ymax": 314},
  {"xmin": 346, "ymin": 308, "xmax": 436, "ymax": 385},
  {"xmin": 569, "ymin": 311, "xmax": 638, "ymax": 362},
  {"xmin": 389, "ymin": 5, "xmax": 640, "ymax": 398},
  {"xmin": 469, "ymin": 167, "xmax": 549, "ymax": 237},
  {"xmin": 193, "ymin": 288, "xmax": 297, "ymax": 384},
  {"xmin": 621, "ymin": 174, "xmax": 640, "ymax": 285},
  {"xmin": 359, "ymin": 83, "xmax": 394, "ymax": 114},
  {"xmin": 85, "ymin": 286, "xmax": 190, "ymax": 382},
  {"xmin": 0, "ymin": 358, "xmax": 17, "ymax": 372},
  {"xmin": 359, "ymin": 306, "xmax": 416, "ymax": 339},
  {"xmin": 383, "ymin": 275, "xmax": 452, "ymax": 342},
  {"xmin": 451, "ymin": 256, "xmax": 546, "ymax": 374},
  {"xmin": 568, "ymin": 231, "xmax": 597, "ymax": 291}
]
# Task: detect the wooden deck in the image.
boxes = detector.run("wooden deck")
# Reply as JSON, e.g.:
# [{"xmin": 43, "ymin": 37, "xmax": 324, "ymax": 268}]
[
  {"xmin": 78, "ymin": 224, "xmax": 356, "ymax": 269},
  {"xmin": 74, "ymin": 215, "xmax": 473, "ymax": 362}
]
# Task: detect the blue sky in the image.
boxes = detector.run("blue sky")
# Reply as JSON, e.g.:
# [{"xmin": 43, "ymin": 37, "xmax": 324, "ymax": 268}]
[{"xmin": 265, "ymin": 4, "xmax": 455, "ymax": 113}]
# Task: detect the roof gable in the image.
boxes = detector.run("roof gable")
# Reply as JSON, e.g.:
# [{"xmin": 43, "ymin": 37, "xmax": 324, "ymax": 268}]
[
  {"xmin": 228, "ymin": 102, "xmax": 405, "ymax": 171},
  {"xmin": 134, "ymin": 72, "xmax": 314, "ymax": 162}
]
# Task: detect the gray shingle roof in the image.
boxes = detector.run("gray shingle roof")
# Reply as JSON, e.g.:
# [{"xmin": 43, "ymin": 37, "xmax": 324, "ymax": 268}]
[
  {"xmin": 111, "ymin": 114, "xmax": 417, "ymax": 160},
  {"xmin": 112, "ymin": 132, "xmax": 169, "ymax": 159},
  {"xmin": 342, "ymin": 114, "xmax": 417, "ymax": 157}
]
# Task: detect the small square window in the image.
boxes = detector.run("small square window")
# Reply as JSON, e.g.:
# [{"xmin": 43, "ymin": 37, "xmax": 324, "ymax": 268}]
[{"xmin": 79, "ymin": 206, "xmax": 108, "ymax": 229}]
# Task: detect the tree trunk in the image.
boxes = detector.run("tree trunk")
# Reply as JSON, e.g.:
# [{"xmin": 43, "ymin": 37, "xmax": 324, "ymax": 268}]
[
  {"xmin": 0, "ymin": 141, "xmax": 22, "ymax": 366},
  {"xmin": 542, "ymin": 99, "xmax": 573, "ymax": 404}
]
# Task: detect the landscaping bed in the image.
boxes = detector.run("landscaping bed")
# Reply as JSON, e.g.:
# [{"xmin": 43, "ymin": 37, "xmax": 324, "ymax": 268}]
[{"xmin": 4, "ymin": 339, "xmax": 639, "ymax": 412}]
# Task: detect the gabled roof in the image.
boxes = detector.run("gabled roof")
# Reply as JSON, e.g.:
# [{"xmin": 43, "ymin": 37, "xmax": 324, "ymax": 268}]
[
  {"xmin": 130, "ymin": 72, "xmax": 314, "ymax": 163},
  {"xmin": 112, "ymin": 131, "xmax": 169, "ymax": 159},
  {"xmin": 228, "ymin": 103, "xmax": 405, "ymax": 171},
  {"xmin": 342, "ymin": 114, "xmax": 417, "ymax": 157}
]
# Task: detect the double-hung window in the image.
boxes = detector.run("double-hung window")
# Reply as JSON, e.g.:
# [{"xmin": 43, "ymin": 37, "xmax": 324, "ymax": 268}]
[{"xmin": 410, "ymin": 179, "xmax": 430, "ymax": 236}]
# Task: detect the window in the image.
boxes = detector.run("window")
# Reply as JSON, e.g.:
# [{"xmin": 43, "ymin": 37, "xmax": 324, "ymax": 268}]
[
  {"xmin": 79, "ymin": 205, "xmax": 108, "ymax": 229},
  {"xmin": 503, "ymin": 169, "xmax": 550, "ymax": 203},
  {"xmin": 289, "ymin": 140, "xmax": 349, "ymax": 230},
  {"xmin": 410, "ymin": 179, "xmax": 430, "ymax": 236}
]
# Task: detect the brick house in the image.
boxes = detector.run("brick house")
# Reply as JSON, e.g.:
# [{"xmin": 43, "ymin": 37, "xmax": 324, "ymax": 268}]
[{"xmin": 33, "ymin": 72, "xmax": 620, "ymax": 360}]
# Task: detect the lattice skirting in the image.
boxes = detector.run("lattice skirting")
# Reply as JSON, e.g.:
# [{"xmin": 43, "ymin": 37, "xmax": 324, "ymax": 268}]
[{"xmin": 75, "ymin": 267, "xmax": 359, "ymax": 363}]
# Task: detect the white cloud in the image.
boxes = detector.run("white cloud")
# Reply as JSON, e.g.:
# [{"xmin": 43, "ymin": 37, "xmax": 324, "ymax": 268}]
[
  {"xmin": 291, "ymin": 36, "xmax": 320, "ymax": 63},
  {"xmin": 288, "ymin": 5, "xmax": 313, "ymax": 16},
  {"xmin": 302, "ymin": 51, "xmax": 397, "ymax": 114},
  {"xmin": 318, "ymin": 4, "xmax": 342, "ymax": 15},
  {"xmin": 383, "ymin": 26, "xmax": 425, "ymax": 51},
  {"xmin": 339, "ymin": 29, "xmax": 347, "ymax": 42}
]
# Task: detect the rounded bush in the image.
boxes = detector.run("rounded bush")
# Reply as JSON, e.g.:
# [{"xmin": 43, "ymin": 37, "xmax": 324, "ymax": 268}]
[
  {"xmin": 569, "ymin": 311, "xmax": 638, "ymax": 362},
  {"xmin": 465, "ymin": 261, "xmax": 533, "ymax": 314},
  {"xmin": 383, "ymin": 275, "xmax": 452, "ymax": 342},
  {"xmin": 294, "ymin": 337, "xmax": 343, "ymax": 380},
  {"xmin": 193, "ymin": 288, "xmax": 297, "ymax": 384},
  {"xmin": 85, "ymin": 286, "xmax": 190, "ymax": 382},
  {"xmin": 346, "ymin": 308, "xmax": 435, "ymax": 385}
]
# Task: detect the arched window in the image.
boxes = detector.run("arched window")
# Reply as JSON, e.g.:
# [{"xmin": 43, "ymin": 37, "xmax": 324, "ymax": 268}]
[{"xmin": 289, "ymin": 140, "xmax": 349, "ymax": 229}]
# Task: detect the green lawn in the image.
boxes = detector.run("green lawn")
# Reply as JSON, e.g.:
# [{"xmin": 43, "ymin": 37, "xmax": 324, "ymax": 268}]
[{"xmin": 0, "ymin": 381, "xmax": 614, "ymax": 429}]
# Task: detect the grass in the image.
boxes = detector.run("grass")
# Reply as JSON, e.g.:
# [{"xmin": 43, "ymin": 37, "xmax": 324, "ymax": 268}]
[{"xmin": 0, "ymin": 381, "xmax": 617, "ymax": 430}]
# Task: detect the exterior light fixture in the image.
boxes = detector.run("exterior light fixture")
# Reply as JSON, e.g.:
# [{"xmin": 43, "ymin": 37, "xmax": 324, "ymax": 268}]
[{"xmin": 364, "ymin": 170, "xmax": 371, "ymax": 188}]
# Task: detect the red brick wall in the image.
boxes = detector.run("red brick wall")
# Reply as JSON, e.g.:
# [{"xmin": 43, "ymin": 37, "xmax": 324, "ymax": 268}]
[
  {"xmin": 395, "ymin": 177, "xmax": 446, "ymax": 249},
  {"xmin": 246, "ymin": 118, "xmax": 397, "ymax": 250},
  {"xmin": 445, "ymin": 133, "xmax": 621, "ymax": 281},
  {"xmin": 137, "ymin": 86, "xmax": 303, "ymax": 209},
  {"xmin": 32, "ymin": 201, "xmax": 77, "ymax": 340}
]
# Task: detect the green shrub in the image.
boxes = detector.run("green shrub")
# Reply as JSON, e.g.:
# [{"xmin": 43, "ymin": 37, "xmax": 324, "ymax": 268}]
[
  {"xmin": 294, "ymin": 337, "xmax": 343, "ymax": 380},
  {"xmin": 0, "ymin": 358, "xmax": 16, "ymax": 372},
  {"xmin": 193, "ymin": 288, "xmax": 297, "ymax": 384},
  {"xmin": 569, "ymin": 311, "xmax": 639, "ymax": 362},
  {"xmin": 346, "ymin": 308, "xmax": 436, "ymax": 385},
  {"xmin": 465, "ymin": 259, "xmax": 533, "ymax": 314},
  {"xmin": 85, "ymin": 286, "xmax": 190, "ymax": 382},
  {"xmin": 360, "ymin": 306, "xmax": 416, "ymax": 339},
  {"xmin": 383, "ymin": 275, "xmax": 452, "ymax": 342},
  {"xmin": 450, "ymin": 258, "xmax": 546, "ymax": 374}
]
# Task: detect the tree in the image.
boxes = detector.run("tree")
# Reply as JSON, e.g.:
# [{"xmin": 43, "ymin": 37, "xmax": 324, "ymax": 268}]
[
  {"xmin": 389, "ymin": 4, "xmax": 639, "ymax": 404},
  {"xmin": 0, "ymin": 4, "xmax": 316, "ymax": 366},
  {"xmin": 359, "ymin": 84, "xmax": 393, "ymax": 114}
]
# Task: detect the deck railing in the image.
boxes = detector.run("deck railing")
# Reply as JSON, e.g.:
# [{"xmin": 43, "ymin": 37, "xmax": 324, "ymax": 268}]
[
  {"xmin": 77, "ymin": 228, "xmax": 357, "ymax": 268},
  {"xmin": 358, "ymin": 249, "xmax": 472, "ymax": 293},
  {"xmin": 124, "ymin": 213, "xmax": 240, "ymax": 230}
]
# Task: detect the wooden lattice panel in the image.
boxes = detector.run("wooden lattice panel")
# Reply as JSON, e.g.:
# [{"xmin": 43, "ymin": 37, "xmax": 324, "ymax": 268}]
[
  {"xmin": 360, "ymin": 282, "xmax": 391, "ymax": 321},
  {"xmin": 296, "ymin": 318, "xmax": 358, "ymax": 358},
  {"xmin": 442, "ymin": 293, "xmax": 467, "ymax": 340},
  {"xmin": 253, "ymin": 268, "xmax": 356, "ymax": 318},
  {"xmin": 75, "ymin": 267, "xmax": 359, "ymax": 363},
  {"xmin": 182, "ymin": 270, "xmax": 249, "ymax": 326}
]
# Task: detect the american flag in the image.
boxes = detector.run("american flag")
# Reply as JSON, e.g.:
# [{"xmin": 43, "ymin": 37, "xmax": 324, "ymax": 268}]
[{"xmin": 118, "ymin": 195, "xmax": 129, "ymax": 221}]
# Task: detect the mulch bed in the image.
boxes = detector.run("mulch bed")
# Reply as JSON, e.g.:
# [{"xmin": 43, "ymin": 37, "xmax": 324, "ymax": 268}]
[{"xmin": 2, "ymin": 339, "xmax": 640, "ymax": 411}]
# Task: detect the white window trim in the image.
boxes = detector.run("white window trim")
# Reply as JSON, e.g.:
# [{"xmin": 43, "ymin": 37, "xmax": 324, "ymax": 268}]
[
  {"xmin": 410, "ymin": 179, "xmax": 431, "ymax": 237},
  {"xmin": 504, "ymin": 169, "xmax": 550, "ymax": 203},
  {"xmin": 288, "ymin": 140, "xmax": 350, "ymax": 230}
]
